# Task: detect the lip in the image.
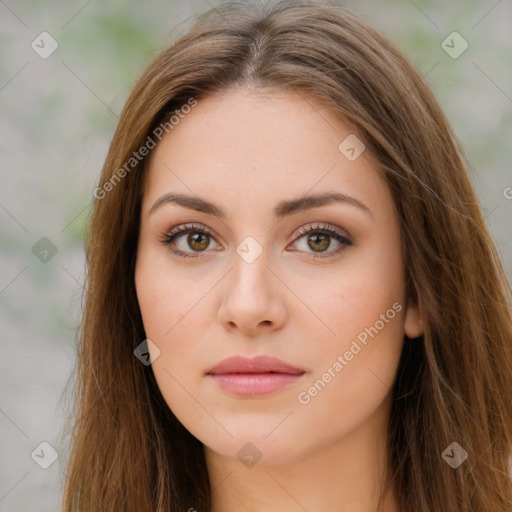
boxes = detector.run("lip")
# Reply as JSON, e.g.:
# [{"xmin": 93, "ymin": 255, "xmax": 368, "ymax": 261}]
[{"xmin": 206, "ymin": 355, "xmax": 306, "ymax": 397}]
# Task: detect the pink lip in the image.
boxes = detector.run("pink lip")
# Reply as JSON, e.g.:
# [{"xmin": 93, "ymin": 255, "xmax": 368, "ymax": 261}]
[{"xmin": 206, "ymin": 355, "xmax": 306, "ymax": 397}]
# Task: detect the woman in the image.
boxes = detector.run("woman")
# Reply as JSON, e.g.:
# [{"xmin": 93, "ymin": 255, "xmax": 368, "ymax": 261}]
[{"xmin": 61, "ymin": 1, "xmax": 512, "ymax": 510}]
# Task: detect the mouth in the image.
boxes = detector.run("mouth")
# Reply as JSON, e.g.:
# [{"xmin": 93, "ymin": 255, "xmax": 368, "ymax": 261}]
[{"xmin": 206, "ymin": 355, "xmax": 306, "ymax": 397}]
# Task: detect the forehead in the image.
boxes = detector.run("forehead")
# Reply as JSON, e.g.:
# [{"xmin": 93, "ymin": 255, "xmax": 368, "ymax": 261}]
[{"xmin": 143, "ymin": 86, "xmax": 387, "ymax": 218}]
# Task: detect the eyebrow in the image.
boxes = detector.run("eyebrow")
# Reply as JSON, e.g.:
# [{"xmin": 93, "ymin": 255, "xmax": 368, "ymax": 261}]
[{"xmin": 148, "ymin": 191, "xmax": 373, "ymax": 220}]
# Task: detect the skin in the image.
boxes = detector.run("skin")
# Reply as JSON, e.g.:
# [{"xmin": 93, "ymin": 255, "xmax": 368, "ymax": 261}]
[{"xmin": 135, "ymin": 85, "xmax": 423, "ymax": 512}]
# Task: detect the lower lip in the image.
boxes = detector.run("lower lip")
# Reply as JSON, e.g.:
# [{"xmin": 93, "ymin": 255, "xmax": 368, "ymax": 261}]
[{"xmin": 208, "ymin": 372, "xmax": 305, "ymax": 397}]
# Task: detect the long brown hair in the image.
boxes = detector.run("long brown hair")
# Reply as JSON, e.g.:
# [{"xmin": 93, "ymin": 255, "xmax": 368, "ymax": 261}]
[{"xmin": 60, "ymin": 1, "xmax": 512, "ymax": 510}]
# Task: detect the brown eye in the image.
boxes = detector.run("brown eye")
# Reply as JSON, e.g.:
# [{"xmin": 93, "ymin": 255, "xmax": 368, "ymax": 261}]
[
  {"xmin": 187, "ymin": 232, "xmax": 210, "ymax": 251},
  {"xmin": 307, "ymin": 232, "xmax": 331, "ymax": 252},
  {"xmin": 161, "ymin": 222, "xmax": 352, "ymax": 260},
  {"xmin": 161, "ymin": 223, "xmax": 220, "ymax": 258},
  {"xmin": 291, "ymin": 223, "xmax": 353, "ymax": 259}
]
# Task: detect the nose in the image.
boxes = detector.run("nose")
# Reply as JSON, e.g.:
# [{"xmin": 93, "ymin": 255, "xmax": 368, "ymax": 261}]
[{"xmin": 216, "ymin": 251, "xmax": 288, "ymax": 337}]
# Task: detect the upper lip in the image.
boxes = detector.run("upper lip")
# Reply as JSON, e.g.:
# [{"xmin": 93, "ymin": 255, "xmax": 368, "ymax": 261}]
[{"xmin": 206, "ymin": 355, "xmax": 305, "ymax": 375}]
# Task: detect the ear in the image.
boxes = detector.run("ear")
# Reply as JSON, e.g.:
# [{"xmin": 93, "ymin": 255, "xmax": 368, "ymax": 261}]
[{"xmin": 404, "ymin": 298, "xmax": 423, "ymax": 339}]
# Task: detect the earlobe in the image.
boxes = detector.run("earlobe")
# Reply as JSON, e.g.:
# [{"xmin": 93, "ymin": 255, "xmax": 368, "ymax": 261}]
[{"xmin": 404, "ymin": 300, "xmax": 423, "ymax": 339}]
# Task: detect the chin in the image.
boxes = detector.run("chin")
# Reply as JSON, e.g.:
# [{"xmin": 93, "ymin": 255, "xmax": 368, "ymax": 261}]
[{"xmin": 204, "ymin": 434, "xmax": 307, "ymax": 468}]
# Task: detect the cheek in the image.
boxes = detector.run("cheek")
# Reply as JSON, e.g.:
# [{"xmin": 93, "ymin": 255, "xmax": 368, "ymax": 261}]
[
  {"xmin": 135, "ymin": 262, "xmax": 170, "ymax": 337},
  {"xmin": 303, "ymin": 273, "xmax": 405, "ymax": 398},
  {"xmin": 135, "ymin": 256, "xmax": 213, "ymax": 431},
  {"xmin": 136, "ymin": 248, "xmax": 206, "ymax": 338},
  {"xmin": 294, "ymin": 280, "xmax": 405, "ymax": 447},
  {"xmin": 135, "ymin": 249, "xmax": 217, "ymax": 375},
  {"xmin": 294, "ymin": 238, "xmax": 406, "ymax": 414},
  {"xmin": 306, "ymin": 250, "xmax": 405, "ymax": 351}
]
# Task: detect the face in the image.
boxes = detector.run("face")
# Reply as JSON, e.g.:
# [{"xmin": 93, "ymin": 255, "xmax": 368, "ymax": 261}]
[{"xmin": 135, "ymin": 86, "xmax": 422, "ymax": 466}]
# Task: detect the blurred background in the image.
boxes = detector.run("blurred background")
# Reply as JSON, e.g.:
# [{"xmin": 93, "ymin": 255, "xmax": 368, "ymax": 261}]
[{"xmin": 0, "ymin": 0, "xmax": 511, "ymax": 510}]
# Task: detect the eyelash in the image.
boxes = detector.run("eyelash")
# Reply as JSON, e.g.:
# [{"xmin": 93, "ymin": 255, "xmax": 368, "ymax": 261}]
[
  {"xmin": 159, "ymin": 222, "xmax": 353, "ymax": 260},
  {"xmin": 161, "ymin": 224, "xmax": 352, "ymax": 259}
]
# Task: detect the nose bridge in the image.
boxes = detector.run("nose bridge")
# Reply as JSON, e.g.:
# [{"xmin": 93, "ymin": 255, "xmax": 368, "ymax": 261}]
[
  {"xmin": 217, "ymin": 238, "xmax": 287, "ymax": 334},
  {"xmin": 229, "ymin": 240, "xmax": 273, "ymax": 301}
]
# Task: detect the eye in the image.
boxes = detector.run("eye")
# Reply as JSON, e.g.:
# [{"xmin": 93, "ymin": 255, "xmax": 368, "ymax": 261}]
[
  {"xmin": 160, "ymin": 223, "xmax": 220, "ymax": 258},
  {"xmin": 289, "ymin": 222, "xmax": 353, "ymax": 259},
  {"xmin": 159, "ymin": 222, "xmax": 352, "ymax": 259}
]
